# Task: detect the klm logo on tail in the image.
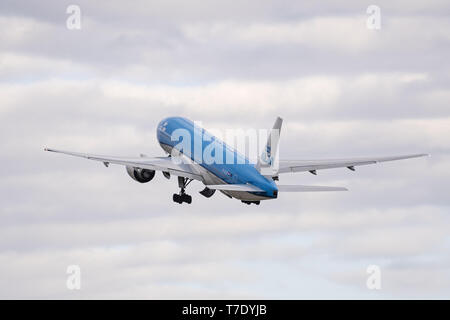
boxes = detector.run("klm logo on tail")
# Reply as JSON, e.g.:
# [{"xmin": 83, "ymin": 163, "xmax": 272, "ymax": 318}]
[
  {"xmin": 256, "ymin": 117, "xmax": 282, "ymax": 175},
  {"xmin": 261, "ymin": 145, "xmax": 273, "ymax": 166}
]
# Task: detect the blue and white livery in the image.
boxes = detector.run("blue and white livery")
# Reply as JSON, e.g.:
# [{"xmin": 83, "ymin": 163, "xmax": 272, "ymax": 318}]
[{"xmin": 45, "ymin": 116, "xmax": 427, "ymax": 205}]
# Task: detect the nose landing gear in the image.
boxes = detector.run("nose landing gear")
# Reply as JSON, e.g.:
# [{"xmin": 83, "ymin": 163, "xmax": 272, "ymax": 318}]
[{"xmin": 173, "ymin": 177, "xmax": 193, "ymax": 204}]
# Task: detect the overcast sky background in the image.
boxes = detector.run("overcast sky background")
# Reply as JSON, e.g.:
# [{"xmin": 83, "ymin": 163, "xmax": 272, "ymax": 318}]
[{"xmin": 0, "ymin": 0, "xmax": 449, "ymax": 299}]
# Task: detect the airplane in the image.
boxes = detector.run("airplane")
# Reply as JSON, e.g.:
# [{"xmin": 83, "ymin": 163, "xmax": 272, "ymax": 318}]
[{"xmin": 45, "ymin": 116, "xmax": 427, "ymax": 205}]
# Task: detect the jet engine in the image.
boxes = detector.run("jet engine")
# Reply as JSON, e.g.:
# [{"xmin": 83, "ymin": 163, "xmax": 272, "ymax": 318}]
[{"xmin": 126, "ymin": 166, "xmax": 155, "ymax": 183}]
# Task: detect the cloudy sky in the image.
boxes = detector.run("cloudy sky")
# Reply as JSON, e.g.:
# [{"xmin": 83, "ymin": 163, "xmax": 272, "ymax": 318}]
[{"xmin": 0, "ymin": 0, "xmax": 449, "ymax": 299}]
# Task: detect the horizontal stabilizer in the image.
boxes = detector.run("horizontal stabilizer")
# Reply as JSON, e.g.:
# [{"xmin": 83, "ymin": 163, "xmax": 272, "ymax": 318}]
[
  {"xmin": 206, "ymin": 184, "xmax": 264, "ymax": 192},
  {"xmin": 277, "ymin": 184, "xmax": 348, "ymax": 192}
]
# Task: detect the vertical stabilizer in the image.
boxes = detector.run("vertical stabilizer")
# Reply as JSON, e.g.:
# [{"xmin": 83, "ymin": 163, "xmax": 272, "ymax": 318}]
[{"xmin": 256, "ymin": 116, "xmax": 282, "ymax": 176}]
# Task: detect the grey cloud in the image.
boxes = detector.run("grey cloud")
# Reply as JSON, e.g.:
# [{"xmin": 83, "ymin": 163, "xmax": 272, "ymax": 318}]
[{"xmin": 0, "ymin": 0, "xmax": 449, "ymax": 299}]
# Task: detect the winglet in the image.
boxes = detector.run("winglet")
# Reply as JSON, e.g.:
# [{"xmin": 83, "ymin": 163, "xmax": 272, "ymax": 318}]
[{"xmin": 44, "ymin": 148, "xmax": 59, "ymax": 153}]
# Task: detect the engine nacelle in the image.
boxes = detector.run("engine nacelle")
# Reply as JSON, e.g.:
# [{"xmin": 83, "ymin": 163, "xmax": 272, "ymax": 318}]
[{"xmin": 126, "ymin": 166, "xmax": 155, "ymax": 183}]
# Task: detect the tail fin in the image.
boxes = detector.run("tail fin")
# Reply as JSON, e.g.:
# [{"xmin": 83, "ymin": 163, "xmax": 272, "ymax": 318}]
[{"xmin": 256, "ymin": 116, "xmax": 283, "ymax": 176}]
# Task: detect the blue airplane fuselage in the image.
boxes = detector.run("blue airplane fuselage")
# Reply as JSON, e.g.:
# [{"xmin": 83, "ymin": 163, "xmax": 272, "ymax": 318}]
[{"xmin": 156, "ymin": 117, "xmax": 278, "ymax": 199}]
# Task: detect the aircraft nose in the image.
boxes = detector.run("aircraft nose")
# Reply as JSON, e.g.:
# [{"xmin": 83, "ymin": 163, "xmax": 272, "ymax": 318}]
[
  {"xmin": 157, "ymin": 118, "xmax": 171, "ymax": 132},
  {"xmin": 157, "ymin": 118, "xmax": 167, "ymax": 128}
]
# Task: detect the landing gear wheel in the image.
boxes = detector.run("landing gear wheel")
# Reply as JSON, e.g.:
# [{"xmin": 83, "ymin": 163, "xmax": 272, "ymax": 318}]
[
  {"xmin": 241, "ymin": 200, "xmax": 260, "ymax": 205},
  {"xmin": 173, "ymin": 177, "xmax": 193, "ymax": 204},
  {"xmin": 173, "ymin": 194, "xmax": 183, "ymax": 204},
  {"xmin": 181, "ymin": 194, "xmax": 192, "ymax": 204}
]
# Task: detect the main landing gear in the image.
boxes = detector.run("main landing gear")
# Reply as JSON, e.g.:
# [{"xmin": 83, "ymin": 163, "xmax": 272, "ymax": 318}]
[
  {"xmin": 173, "ymin": 177, "xmax": 193, "ymax": 204},
  {"xmin": 173, "ymin": 193, "xmax": 192, "ymax": 204},
  {"xmin": 241, "ymin": 200, "xmax": 260, "ymax": 205}
]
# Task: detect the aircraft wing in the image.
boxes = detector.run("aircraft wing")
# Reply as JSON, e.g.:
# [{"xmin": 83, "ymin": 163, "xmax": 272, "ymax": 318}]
[
  {"xmin": 44, "ymin": 148, "xmax": 203, "ymax": 181},
  {"xmin": 277, "ymin": 154, "xmax": 428, "ymax": 174}
]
